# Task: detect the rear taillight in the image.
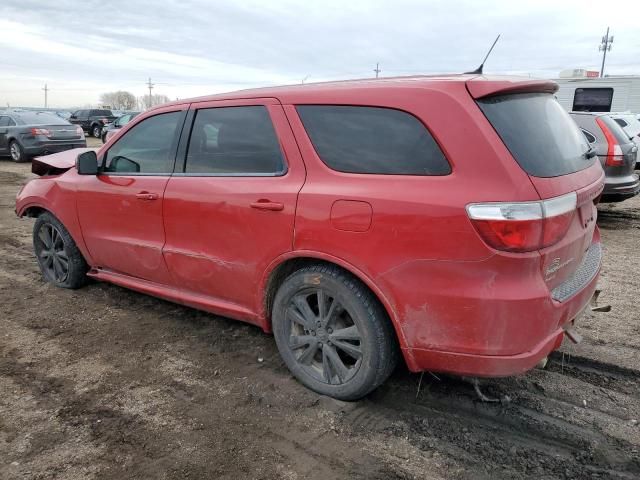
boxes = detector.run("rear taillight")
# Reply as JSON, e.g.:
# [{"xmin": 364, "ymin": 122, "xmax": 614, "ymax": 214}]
[
  {"xmin": 596, "ymin": 117, "xmax": 624, "ymax": 166},
  {"xmin": 30, "ymin": 128, "xmax": 51, "ymax": 137},
  {"xmin": 467, "ymin": 192, "xmax": 577, "ymax": 253},
  {"xmin": 100, "ymin": 118, "xmax": 108, "ymax": 124}
]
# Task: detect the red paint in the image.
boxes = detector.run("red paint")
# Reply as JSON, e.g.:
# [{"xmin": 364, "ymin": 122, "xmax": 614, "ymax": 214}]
[
  {"xmin": 16, "ymin": 75, "xmax": 604, "ymax": 378},
  {"xmin": 330, "ymin": 200, "xmax": 372, "ymax": 232}
]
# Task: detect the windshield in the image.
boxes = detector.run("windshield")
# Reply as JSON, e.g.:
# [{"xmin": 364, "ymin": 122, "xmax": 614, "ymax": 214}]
[
  {"xmin": 478, "ymin": 93, "xmax": 593, "ymax": 178},
  {"xmin": 16, "ymin": 112, "xmax": 70, "ymax": 125}
]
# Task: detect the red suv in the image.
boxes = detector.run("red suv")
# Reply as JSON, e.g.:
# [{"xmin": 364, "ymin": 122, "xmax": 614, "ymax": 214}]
[{"xmin": 16, "ymin": 75, "xmax": 604, "ymax": 400}]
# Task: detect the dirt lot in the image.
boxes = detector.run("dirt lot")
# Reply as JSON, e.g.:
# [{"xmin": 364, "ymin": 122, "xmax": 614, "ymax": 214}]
[{"xmin": 1, "ymin": 148, "xmax": 639, "ymax": 479}]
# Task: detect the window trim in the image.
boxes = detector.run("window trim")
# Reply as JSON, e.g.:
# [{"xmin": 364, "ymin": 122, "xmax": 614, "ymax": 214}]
[
  {"xmin": 175, "ymin": 104, "xmax": 288, "ymax": 178},
  {"xmin": 98, "ymin": 109, "xmax": 187, "ymax": 177},
  {"xmin": 581, "ymin": 128, "xmax": 597, "ymax": 144}
]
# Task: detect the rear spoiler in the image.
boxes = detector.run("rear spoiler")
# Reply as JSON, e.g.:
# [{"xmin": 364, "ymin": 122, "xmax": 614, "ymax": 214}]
[{"xmin": 466, "ymin": 76, "xmax": 559, "ymax": 99}]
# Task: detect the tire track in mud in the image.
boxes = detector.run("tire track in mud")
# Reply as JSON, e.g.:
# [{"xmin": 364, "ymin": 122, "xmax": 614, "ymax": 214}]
[
  {"xmin": 338, "ymin": 359, "xmax": 640, "ymax": 480},
  {"xmin": 597, "ymin": 207, "xmax": 640, "ymax": 230}
]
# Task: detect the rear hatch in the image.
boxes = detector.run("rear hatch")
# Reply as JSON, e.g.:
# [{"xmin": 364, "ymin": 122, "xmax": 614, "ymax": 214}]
[{"xmin": 468, "ymin": 78, "xmax": 604, "ymax": 294}]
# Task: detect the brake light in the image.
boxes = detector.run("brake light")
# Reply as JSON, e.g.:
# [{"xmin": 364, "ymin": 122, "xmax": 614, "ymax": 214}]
[
  {"xmin": 100, "ymin": 118, "xmax": 108, "ymax": 123},
  {"xmin": 596, "ymin": 117, "xmax": 624, "ymax": 166},
  {"xmin": 30, "ymin": 128, "xmax": 51, "ymax": 137},
  {"xmin": 467, "ymin": 192, "xmax": 577, "ymax": 253}
]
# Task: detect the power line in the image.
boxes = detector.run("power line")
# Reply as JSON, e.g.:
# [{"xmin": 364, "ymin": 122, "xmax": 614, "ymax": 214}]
[
  {"xmin": 374, "ymin": 62, "xmax": 381, "ymax": 78},
  {"xmin": 599, "ymin": 27, "xmax": 613, "ymax": 78}
]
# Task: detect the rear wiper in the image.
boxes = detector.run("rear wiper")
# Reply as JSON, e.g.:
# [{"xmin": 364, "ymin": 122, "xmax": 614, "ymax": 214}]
[{"xmin": 584, "ymin": 147, "xmax": 596, "ymax": 159}]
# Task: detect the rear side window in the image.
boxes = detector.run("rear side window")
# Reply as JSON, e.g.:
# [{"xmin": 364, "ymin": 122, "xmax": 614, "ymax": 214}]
[
  {"xmin": 92, "ymin": 110, "xmax": 112, "ymax": 116},
  {"xmin": 581, "ymin": 129, "xmax": 597, "ymax": 144},
  {"xmin": 478, "ymin": 93, "xmax": 592, "ymax": 177},
  {"xmin": 184, "ymin": 106, "xmax": 284, "ymax": 175},
  {"xmin": 296, "ymin": 106, "xmax": 450, "ymax": 175}
]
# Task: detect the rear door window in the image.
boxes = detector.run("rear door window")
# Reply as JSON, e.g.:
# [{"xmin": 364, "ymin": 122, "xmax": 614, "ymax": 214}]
[
  {"xmin": 478, "ymin": 93, "xmax": 593, "ymax": 177},
  {"xmin": 296, "ymin": 106, "xmax": 450, "ymax": 175},
  {"xmin": 184, "ymin": 106, "xmax": 285, "ymax": 175}
]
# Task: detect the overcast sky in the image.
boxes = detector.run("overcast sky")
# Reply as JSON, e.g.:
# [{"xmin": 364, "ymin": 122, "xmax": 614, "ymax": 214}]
[{"xmin": 0, "ymin": 0, "xmax": 638, "ymax": 108}]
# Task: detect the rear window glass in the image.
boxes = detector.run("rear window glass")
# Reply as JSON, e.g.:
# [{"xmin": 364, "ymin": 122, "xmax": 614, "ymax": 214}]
[
  {"xmin": 16, "ymin": 112, "xmax": 68, "ymax": 125},
  {"xmin": 478, "ymin": 93, "xmax": 593, "ymax": 178},
  {"xmin": 296, "ymin": 106, "xmax": 450, "ymax": 175},
  {"xmin": 572, "ymin": 88, "xmax": 613, "ymax": 112}
]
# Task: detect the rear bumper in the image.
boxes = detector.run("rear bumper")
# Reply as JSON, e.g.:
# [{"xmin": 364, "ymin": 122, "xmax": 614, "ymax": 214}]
[
  {"xmin": 602, "ymin": 173, "xmax": 640, "ymax": 202},
  {"xmin": 395, "ymin": 239, "xmax": 602, "ymax": 377},
  {"xmin": 24, "ymin": 140, "xmax": 87, "ymax": 156}
]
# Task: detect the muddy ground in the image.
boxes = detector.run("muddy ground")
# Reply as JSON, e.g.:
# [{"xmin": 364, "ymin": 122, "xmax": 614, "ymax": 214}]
[{"xmin": 1, "ymin": 144, "xmax": 638, "ymax": 479}]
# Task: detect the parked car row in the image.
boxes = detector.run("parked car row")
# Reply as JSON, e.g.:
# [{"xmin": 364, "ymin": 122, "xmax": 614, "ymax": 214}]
[
  {"xmin": 571, "ymin": 112, "xmax": 640, "ymax": 202},
  {"xmin": 17, "ymin": 75, "xmax": 605, "ymax": 399},
  {"xmin": 0, "ymin": 110, "xmax": 86, "ymax": 162}
]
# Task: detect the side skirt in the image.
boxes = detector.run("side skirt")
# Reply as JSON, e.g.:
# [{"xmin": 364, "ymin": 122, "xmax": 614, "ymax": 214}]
[{"xmin": 88, "ymin": 268, "xmax": 264, "ymax": 329}]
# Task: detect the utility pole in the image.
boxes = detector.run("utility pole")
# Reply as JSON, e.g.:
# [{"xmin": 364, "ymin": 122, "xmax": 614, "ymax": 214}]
[
  {"xmin": 146, "ymin": 77, "xmax": 154, "ymax": 108},
  {"xmin": 374, "ymin": 62, "xmax": 381, "ymax": 78},
  {"xmin": 42, "ymin": 83, "xmax": 49, "ymax": 108},
  {"xmin": 599, "ymin": 27, "xmax": 613, "ymax": 78}
]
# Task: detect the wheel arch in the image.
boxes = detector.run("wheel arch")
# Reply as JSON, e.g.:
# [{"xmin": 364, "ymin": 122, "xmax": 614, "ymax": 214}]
[{"xmin": 260, "ymin": 252, "xmax": 410, "ymax": 354}]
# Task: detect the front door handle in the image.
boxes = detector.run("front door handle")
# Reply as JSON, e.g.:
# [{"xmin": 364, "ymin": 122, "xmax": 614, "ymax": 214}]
[
  {"xmin": 136, "ymin": 192, "xmax": 159, "ymax": 201},
  {"xmin": 250, "ymin": 200, "xmax": 284, "ymax": 211}
]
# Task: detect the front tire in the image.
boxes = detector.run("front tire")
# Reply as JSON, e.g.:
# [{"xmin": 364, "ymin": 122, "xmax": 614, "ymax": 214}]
[
  {"xmin": 33, "ymin": 213, "xmax": 88, "ymax": 289},
  {"xmin": 92, "ymin": 124, "xmax": 102, "ymax": 138},
  {"xmin": 9, "ymin": 140, "xmax": 26, "ymax": 162},
  {"xmin": 272, "ymin": 264, "xmax": 398, "ymax": 400}
]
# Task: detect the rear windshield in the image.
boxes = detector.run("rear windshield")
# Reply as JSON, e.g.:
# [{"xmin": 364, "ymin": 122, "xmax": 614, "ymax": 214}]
[
  {"xmin": 478, "ymin": 93, "xmax": 593, "ymax": 177},
  {"xmin": 16, "ymin": 112, "xmax": 69, "ymax": 125},
  {"xmin": 615, "ymin": 115, "xmax": 640, "ymax": 138}
]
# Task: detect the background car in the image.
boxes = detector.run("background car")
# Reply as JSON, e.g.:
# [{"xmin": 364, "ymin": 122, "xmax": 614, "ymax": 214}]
[
  {"xmin": 571, "ymin": 111, "xmax": 639, "ymax": 201},
  {"xmin": 101, "ymin": 111, "xmax": 141, "ymax": 143},
  {"xmin": 69, "ymin": 109, "xmax": 117, "ymax": 138},
  {"xmin": 0, "ymin": 110, "xmax": 86, "ymax": 162},
  {"xmin": 610, "ymin": 113, "xmax": 640, "ymax": 167}
]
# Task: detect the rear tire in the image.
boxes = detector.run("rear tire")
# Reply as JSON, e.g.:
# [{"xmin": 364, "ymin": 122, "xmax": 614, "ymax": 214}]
[
  {"xmin": 33, "ymin": 212, "xmax": 88, "ymax": 289},
  {"xmin": 9, "ymin": 140, "xmax": 26, "ymax": 162},
  {"xmin": 91, "ymin": 124, "xmax": 102, "ymax": 138},
  {"xmin": 272, "ymin": 264, "xmax": 398, "ymax": 400}
]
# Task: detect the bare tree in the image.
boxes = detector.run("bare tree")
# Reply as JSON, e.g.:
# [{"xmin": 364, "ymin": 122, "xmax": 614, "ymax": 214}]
[
  {"xmin": 99, "ymin": 91, "xmax": 137, "ymax": 110},
  {"xmin": 138, "ymin": 93, "xmax": 171, "ymax": 110}
]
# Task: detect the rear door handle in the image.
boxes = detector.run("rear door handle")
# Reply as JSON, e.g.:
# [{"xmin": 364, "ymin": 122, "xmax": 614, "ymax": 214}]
[
  {"xmin": 250, "ymin": 200, "xmax": 284, "ymax": 211},
  {"xmin": 136, "ymin": 192, "xmax": 159, "ymax": 201}
]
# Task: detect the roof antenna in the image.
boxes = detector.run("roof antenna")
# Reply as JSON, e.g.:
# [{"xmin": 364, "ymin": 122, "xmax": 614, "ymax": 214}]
[{"xmin": 465, "ymin": 34, "xmax": 501, "ymax": 75}]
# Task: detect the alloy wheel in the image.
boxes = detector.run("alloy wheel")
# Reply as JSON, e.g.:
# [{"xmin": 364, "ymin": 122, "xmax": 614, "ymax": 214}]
[
  {"xmin": 36, "ymin": 223, "xmax": 69, "ymax": 283},
  {"xmin": 285, "ymin": 289, "xmax": 363, "ymax": 385},
  {"xmin": 10, "ymin": 143, "xmax": 20, "ymax": 161}
]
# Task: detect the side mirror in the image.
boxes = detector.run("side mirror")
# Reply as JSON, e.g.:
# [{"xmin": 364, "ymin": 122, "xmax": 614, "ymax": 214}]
[{"xmin": 76, "ymin": 150, "xmax": 98, "ymax": 175}]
